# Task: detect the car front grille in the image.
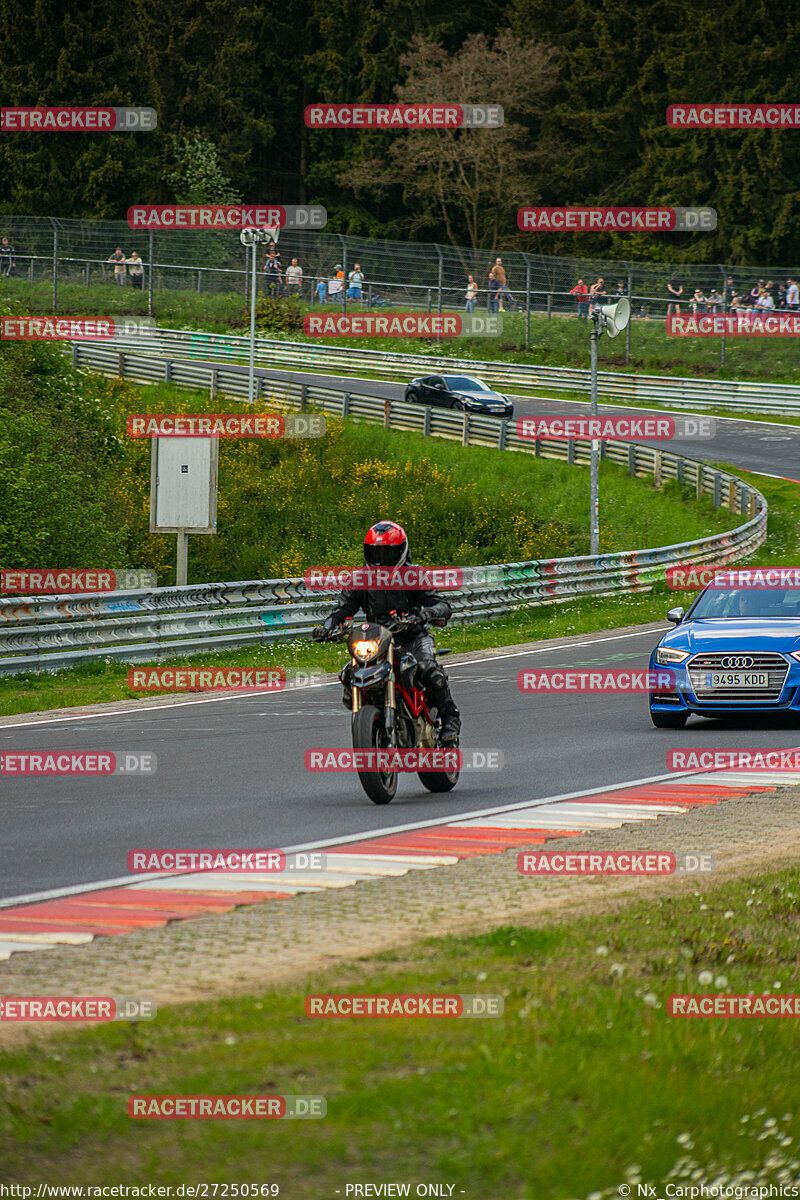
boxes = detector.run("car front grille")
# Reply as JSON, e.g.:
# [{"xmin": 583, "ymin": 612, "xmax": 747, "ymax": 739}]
[{"xmin": 687, "ymin": 651, "xmax": 789, "ymax": 703}]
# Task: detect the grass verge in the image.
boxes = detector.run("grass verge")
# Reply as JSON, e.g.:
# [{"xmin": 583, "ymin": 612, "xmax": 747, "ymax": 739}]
[
  {"xmin": 4, "ymin": 468, "xmax": 797, "ymax": 718},
  {"xmin": 4, "ymin": 276, "xmax": 800, "ymax": 384},
  {"xmin": 1, "ymin": 866, "xmax": 798, "ymax": 1193}
]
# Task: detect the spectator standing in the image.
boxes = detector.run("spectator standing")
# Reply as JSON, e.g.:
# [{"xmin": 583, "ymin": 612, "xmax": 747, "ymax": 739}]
[
  {"xmin": 569, "ymin": 278, "xmax": 589, "ymax": 319},
  {"xmin": 284, "ymin": 257, "xmax": 303, "ymax": 298},
  {"xmin": 108, "ymin": 247, "xmax": 127, "ymax": 286},
  {"xmin": 573, "ymin": 278, "xmax": 592, "ymax": 319},
  {"xmin": 749, "ymin": 280, "xmax": 763, "ymax": 308},
  {"xmin": 126, "ymin": 250, "xmax": 144, "ymax": 290},
  {"xmin": 347, "ymin": 263, "xmax": 364, "ymax": 302},
  {"xmin": 786, "ymin": 279, "xmax": 799, "ymax": 310},
  {"xmin": 315, "ymin": 277, "xmax": 326, "ymax": 304},
  {"xmin": 0, "ymin": 236, "xmax": 15, "ymax": 277},
  {"xmin": 487, "ymin": 267, "xmax": 500, "ymax": 312},
  {"xmin": 465, "ymin": 275, "xmax": 478, "ymax": 312},
  {"xmin": 328, "ymin": 264, "xmax": 344, "ymax": 302},
  {"xmin": 264, "ymin": 247, "xmax": 283, "ymax": 297},
  {"xmin": 707, "ymin": 288, "xmax": 722, "ymax": 313},
  {"xmin": 589, "ymin": 277, "xmax": 606, "ymax": 313},
  {"xmin": 691, "ymin": 288, "xmax": 707, "ymax": 314},
  {"xmin": 492, "ymin": 257, "xmax": 507, "ymax": 309},
  {"xmin": 667, "ymin": 276, "xmax": 683, "ymax": 314}
]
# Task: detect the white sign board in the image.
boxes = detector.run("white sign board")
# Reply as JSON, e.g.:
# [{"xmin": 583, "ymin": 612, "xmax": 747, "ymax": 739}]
[{"xmin": 150, "ymin": 437, "xmax": 218, "ymax": 534}]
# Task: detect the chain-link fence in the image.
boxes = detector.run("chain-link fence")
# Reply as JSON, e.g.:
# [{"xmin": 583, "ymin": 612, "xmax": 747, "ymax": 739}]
[{"xmin": 0, "ymin": 214, "xmax": 797, "ymax": 360}]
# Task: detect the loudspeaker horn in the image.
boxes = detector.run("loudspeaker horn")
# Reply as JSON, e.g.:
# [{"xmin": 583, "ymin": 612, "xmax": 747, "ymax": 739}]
[{"xmin": 598, "ymin": 297, "xmax": 631, "ymax": 338}]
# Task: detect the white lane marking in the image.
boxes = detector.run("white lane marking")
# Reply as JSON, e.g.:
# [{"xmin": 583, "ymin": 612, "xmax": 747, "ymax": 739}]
[
  {"xmin": 0, "ymin": 766, "xmax": 739, "ymax": 910},
  {"xmin": 0, "ymin": 941, "xmax": 57, "ymax": 959},
  {"xmin": 0, "ymin": 629, "xmax": 666, "ymax": 730}
]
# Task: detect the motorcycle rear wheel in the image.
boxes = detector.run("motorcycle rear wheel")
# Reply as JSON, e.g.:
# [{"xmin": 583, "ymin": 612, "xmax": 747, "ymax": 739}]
[{"xmin": 352, "ymin": 704, "xmax": 398, "ymax": 805}]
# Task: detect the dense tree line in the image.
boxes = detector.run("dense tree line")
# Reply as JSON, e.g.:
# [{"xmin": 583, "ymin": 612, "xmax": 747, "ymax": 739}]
[{"xmin": 0, "ymin": 0, "xmax": 798, "ymax": 262}]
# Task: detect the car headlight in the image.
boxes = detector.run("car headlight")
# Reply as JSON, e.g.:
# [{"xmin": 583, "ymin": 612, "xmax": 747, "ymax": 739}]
[
  {"xmin": 352, "ymin": 639, "xmax": 380, "ymax": 661},
  {"xmin": 655, "ymin": 647, "xmax": 690, "ymax": 665},
  {"xmin": 789, "ymin": 651, "xmax": 800, "ymax": 663}
]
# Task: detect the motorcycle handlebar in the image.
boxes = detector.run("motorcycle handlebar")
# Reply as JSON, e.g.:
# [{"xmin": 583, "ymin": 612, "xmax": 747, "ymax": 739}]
[{"xmin": 312, "ymin": 614, "xmax": 428, "ymax": 642}]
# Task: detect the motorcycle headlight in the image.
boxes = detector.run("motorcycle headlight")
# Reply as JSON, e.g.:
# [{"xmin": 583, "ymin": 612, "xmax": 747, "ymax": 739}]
[
  {"xmin": 655, "ymin": 646, "xmax": 690, "ymax": 665},
  {"xmin": 352, "ymin": 638, "xmax": 380, "ymax": 661}
]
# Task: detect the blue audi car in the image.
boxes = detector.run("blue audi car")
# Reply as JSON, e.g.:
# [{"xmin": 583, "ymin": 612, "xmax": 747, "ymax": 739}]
[{"xmin": 649, "ymin": 583, "xmax": 800, "ymax": 728}]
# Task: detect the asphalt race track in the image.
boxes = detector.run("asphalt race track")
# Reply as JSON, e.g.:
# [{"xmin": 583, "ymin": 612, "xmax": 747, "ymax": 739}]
[
  {"xmin": 190, "ymin": 358, "xmax": 800, "ymax": 482},
  {"xmin": 3, "ymin": 362, "xmax": 799, "ymax": 903},
  {"xmin": 4, "ymin": 627, "xmax": 800, "ymax": 902}
]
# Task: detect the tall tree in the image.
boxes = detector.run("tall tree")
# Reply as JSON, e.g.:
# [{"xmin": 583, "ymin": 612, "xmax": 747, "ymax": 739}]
[{"xmin": 343, "ymin": 30, "xmax": 558, "ymax": 249}]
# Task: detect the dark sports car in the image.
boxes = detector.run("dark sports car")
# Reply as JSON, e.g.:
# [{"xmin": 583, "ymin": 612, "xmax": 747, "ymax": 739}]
[{"xmin": 404, "ymin": 374, "xmax": 513, "ymax": 418}]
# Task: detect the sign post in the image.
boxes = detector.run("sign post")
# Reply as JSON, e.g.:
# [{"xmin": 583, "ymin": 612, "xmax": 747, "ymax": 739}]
[
  {"xmin": 150, "ymin": 437, "xmax": 219, "ymax": 585},
  {"xmin": 240, "ymin": 225, "xmax": 278, "ymax": 404}
]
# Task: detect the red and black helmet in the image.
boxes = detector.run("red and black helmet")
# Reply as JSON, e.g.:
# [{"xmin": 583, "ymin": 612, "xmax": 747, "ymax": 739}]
[{"xmin": 364, "ymin": 521, "xmax": 409, "ymax": 568}]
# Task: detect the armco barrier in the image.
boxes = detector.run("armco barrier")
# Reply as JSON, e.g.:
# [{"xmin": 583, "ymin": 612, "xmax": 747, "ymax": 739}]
[
  {"xmin": 76, "ymin": 327, "xmax": 800, "ymax": 416},
  {"xmin": 0, "ymin": 360, "xmax": 766, "ymax": 674}
]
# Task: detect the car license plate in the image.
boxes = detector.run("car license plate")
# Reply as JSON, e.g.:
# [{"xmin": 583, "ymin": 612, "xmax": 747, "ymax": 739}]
[{"xmin": 706, "ymin": 672, "xmax": 769, "ymax": 688}]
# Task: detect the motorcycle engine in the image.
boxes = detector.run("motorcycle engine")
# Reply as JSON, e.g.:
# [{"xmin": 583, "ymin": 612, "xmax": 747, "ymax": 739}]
[{"xmin": 415, "ymin": 717, "xmax": 437, "ymax": 748}]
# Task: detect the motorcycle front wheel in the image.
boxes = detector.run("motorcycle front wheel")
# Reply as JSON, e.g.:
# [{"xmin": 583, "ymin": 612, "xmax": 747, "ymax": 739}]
[{"xmin": 352, "ymin": 704, "xmax": 398, "ymax": 805}]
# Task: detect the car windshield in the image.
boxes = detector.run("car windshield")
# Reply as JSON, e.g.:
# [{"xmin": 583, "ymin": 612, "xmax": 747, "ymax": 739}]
[
  {"xmin": 443, "ymin": 376, "xmax": 489, "ymax": 391},
  {"xmin": 688, "ymin": 587, "xmax": 800, "ymax": 619}
]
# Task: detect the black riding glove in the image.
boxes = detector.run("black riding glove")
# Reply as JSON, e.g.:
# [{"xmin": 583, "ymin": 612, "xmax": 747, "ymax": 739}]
[{"xmin": 426, "ymin": 602, "xmax": 450, "ymax": 627}]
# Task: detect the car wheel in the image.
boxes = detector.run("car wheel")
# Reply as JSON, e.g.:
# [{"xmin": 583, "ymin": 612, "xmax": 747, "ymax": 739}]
[
  {"xmin": 406, "ymin": 389, "xmax": 419, "ymax": 403},
  {"xmin": 650, "ymin": 710, "xmax": 689, "ymax": 729},
  {"xmin": 450, "ymin": 399, "xmax": 464, "ymax": 412}
]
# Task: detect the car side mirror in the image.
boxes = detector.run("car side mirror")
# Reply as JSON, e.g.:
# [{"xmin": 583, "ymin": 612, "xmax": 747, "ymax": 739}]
[{"xmin": 667, "ymin": 607, "xmax": 685, "ymax": 625}]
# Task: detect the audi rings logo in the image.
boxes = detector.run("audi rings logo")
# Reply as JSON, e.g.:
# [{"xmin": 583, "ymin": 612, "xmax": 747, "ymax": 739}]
[{"xmin": 720, "ymin": 656, "xmax": 754, "ymax": 669}]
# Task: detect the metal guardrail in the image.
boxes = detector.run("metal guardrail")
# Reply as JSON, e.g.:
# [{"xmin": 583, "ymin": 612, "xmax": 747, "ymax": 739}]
[
  {"xmin": 0, "ymin": 359, "xmax": 766, "ymax": 675},
  {"xmin": 90, "ymin": 327, "xmax": 800, "ymax": 416}
]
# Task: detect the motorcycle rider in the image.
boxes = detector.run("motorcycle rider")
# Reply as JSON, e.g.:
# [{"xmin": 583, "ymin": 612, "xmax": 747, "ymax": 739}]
[{"xmin": 312, "ymin": 521, "xmax": 461, "ymax": 744}]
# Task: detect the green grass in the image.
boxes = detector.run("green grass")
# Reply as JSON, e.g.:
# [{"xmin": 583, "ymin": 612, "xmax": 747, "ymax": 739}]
[
  {"xmin": 4, "ymin": 458, "xmax": 795, "ymax": 719},
  {"xmin": 5, "ymin": 275, "xmax": 800, "ymax": 384},
  {"xmin": 2, "ymin": 867, "xmax": 798, "ymax": 1193}
]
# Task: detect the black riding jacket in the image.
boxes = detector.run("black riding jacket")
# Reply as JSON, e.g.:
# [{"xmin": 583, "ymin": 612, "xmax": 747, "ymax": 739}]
[{"xmin": 324, "ymin": 566, "xmax": 452, "ymax": 634}]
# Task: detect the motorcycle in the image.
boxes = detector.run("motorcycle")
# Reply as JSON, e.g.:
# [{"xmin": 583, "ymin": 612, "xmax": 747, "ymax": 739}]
[{"xmin": 316, "ymin": 614, "xmax": 460, "ymax": 805}]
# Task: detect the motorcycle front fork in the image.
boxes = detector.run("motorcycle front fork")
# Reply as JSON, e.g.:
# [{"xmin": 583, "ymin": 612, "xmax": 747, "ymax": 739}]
[{"xmin": 352, "ymin": 675, "xmax": 397, "ymax": 745}]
